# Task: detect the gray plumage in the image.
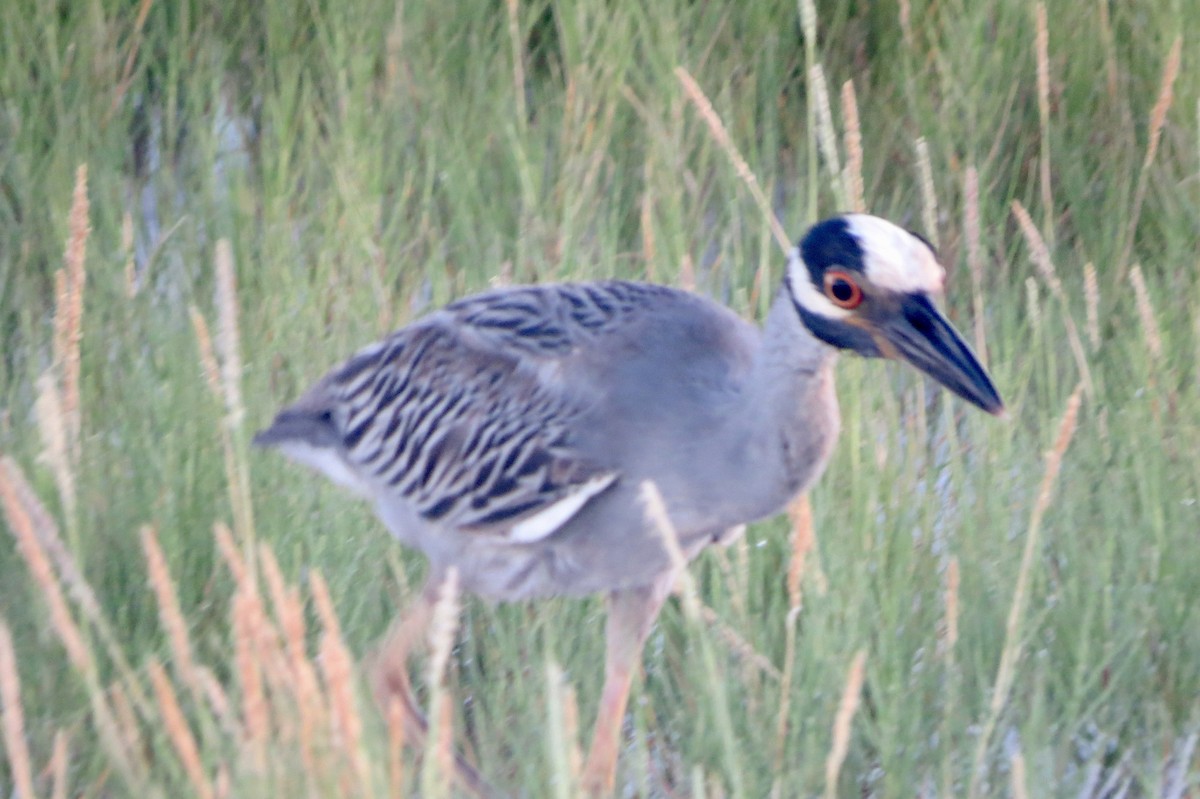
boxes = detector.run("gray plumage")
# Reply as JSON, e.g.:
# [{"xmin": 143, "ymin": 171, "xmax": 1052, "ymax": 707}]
[
  {"xmin": 256, "ymin": 279, "xmax": 839, "ymax": 600},
  {"xmin": 257, "ymin": 215, "xmax": 1003, "ymax": 607}
]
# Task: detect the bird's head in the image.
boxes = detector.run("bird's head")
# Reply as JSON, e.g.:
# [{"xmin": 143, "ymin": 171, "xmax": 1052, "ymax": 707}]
[{"xmin": 787, "ymin": 214, "xmax": 1004, "ymax": 415}]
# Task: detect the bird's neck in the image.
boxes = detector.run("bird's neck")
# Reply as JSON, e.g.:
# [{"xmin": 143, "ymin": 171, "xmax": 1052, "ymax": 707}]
[
  {"xmin": 757, "ymin": 286, "xmax": 840, "ymax": 381},
  {"xmin": 738, "ymin": 288, "xmax": 842, "ymax": 510}
]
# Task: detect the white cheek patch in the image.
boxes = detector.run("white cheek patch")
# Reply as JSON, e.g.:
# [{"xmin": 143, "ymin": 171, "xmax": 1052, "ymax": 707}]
[
  {"xmin": 277, "ymin": 440, "xmax": 373, "ymax": 497},
  {"xmin": 846, "ymin": 215, "xmax": 945, "ymax": 294},
  {"xmin": 786, "ymin": 246, "xmax": 851, "ymax": 320}
]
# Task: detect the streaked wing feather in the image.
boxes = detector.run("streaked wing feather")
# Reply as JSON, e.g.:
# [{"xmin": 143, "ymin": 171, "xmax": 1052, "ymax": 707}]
[{"xmin": 261, "ymin": 282, "xmax": 672, "ymax": 540}]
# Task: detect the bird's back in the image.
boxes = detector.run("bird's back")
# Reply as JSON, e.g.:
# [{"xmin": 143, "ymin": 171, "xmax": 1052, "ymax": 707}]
[{"xmin": 256, "ymin": 280, "xmax": 780, "ymax": 597}]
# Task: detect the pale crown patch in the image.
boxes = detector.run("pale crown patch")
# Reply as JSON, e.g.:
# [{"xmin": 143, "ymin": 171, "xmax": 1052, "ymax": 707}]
[{"xmin": 846, "ymin": 214, "xmax": 945, "ymax": 294}]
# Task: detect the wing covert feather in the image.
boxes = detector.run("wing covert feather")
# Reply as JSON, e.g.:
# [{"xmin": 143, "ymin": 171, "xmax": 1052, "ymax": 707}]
[{"xmin": 294, "ymin": 282, "xmax": 677, "ymax": 538}]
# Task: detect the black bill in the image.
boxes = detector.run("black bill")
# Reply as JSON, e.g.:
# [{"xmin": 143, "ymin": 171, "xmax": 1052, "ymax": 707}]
[{"xmin": 880, "ymin": 294, "xmax": 1004, "ymax": 415}]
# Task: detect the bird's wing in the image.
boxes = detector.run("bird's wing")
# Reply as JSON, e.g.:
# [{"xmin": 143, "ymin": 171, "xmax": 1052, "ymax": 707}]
[{"xmin": 257, "ymin": 282, "xmax": 674, "ymax": 542}]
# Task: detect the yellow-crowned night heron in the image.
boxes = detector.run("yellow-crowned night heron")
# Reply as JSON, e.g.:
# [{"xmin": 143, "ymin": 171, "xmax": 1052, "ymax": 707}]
[{"xmin": 255, "ymin": 213, "xmax": 1003, "ymax": 795}]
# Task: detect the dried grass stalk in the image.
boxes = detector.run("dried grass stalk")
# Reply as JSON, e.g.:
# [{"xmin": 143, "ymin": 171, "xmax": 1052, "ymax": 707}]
[
  {"xmin": 775, "ymin": 494, "xmax": 813, "ymax": 771},
  {"xmin": 1035, "ymin": 2, "xmax": 1054, "ymax": 236},
  {"xmin": 1118, "ymin": 35, "xmax": 1182, "ymax": 282},
  {"xmin": 313, "ymin": 574, "xmax": 360, "ymax": 749},
  {"xmin": 109, "ymin": 0, "xmax": 154, "ymax": 116},
  {"xmin": 191, "ymin": 309, "xmax": 223, "ymax": 399},
  {"xmin": 49, "ymin": 728, "xmax": 69, "ymax": 799},
  {"xmin": 0, "ymin": 458, "xmax": 92, "ymax": 675},
  {"xmin": 257, "ymin": 544, "xmax": 291, "ymax": 638},
  {"xmin": 215, "ymin": 765, "xmax": 231, "ymax": 799},
  {"xmin": 52, "ymin": 269, "xmax": 69, "ymax": 372},
  {"xmin": 1012, "ymin": 200, "xmax": 1093, "ymax": 398},
  {"xmin": 735, "ymin": 524, "xmax": 752, "ymax": 609},
  {"xmin": 199, "ymin": 243, "xmax": 257, "ymax": 553},
  {"xmin": 244, "ymin": 586, "xmax": 290, "ymax": 703},
  {"xmin": 311, "ymin": 571, "xmax": 371, "ymax": 795},
  {"xmin": 943, "ymin": 556, "xmax": 960, "ymax": 659},
  {"xmin": 1144, "ymin": 36, "xmax": 1181, "ymax": 169},
  {"xmin": 798, "ymin": 0, "xmax": 819, "ymax": 219},
  {"xmin": 643, "ymin": 482, "xmax": 692, "ymax": 607},
  {"xmin": 387, "ymin": 698, "xmax": 406, "ymax": 797},
  {"xmin": 232, "ymin": 587, "xmax": 269, "ymax": 757},
  {"xmin": 142, "ymin": 525, "xmax": 199, "ymax": 696},
  {"xmin": 1097, "ymin": 0, "xmax": 1119, "ymax": 105},
  {"xmin": 259, "ymin": 545, "xmax": 323, "ymax": 758},
  {"xmin": 1195, "ymin": 293, "xmax": 1200, "ymax": 394},
  {"xmin": 674, "ymin": 68, "xmax": 791, "ymax": 252},
  {"xmin": 545, "ymin": 659, "xmax": 578, "ymax": 799},
  {"xmin": 785, "ymin": 494, "xmax": 814, "ymax": 612},
  {"xmin": 384, "ymin": 0, "xmax": 405, "ymax": 89},
  {"xmin": 562, "ymin": 682, "xmax": 581, "ymax": 784},
  {"xmin": 641, "ymin": 159, "xmax": 656, "ymax": 279},
  {"xmin": 195, "ymin": 665, "xmax": 236, "ymax": 736},
  {"xmin": 798, "ymin": 0, "xmax": 817, "ymax": 47},
  {"xmin": 1129, "ymin": 264, "xmax": 1163, "ymax": 362},
  {"xmin": 915, "ymin": 138, "xmax": 938, "ymax": 247},
  {"xmin": 1084, "ymin": 262, "xmax": 1100, "ymax": 350},
  {"xmin": 35, "ymin": 372, "xmax": 76, "ymax": 521},
  {"xmin": 122, "ymin": 211, "xmax": 137, "ymax": 298},
  {"xmin": 214, "ymin": 521, "xmax": 247, "ymax": 586},
  {"xmin": 810, "ymin": 64, "xmax": 845, "ymax": 209},
  {"xmin": 709, "ymin": 545, "xmax": 744, "ymax": 624},
  {"xmin": 968, "ymin": 384, "xmax": 1084, "ymax": 799},
  {"xmin": 102, "ymin": 679, "xmax": 150, "ymax": 785},
  {"xmin": 840, "ymin": 80, "xmax": 865, "ymax": 213},
  {"xmin": 695, "ymin": 603, "xmax": 780, "ymax": 680},
  {"xmin": 426, "ymin": 569, "xmax": 460, "ymax": 697},
  {"xmin": 258, "ymin": 546, "xmax": 302, "ymax": 693},
  {"xmin": 214, "ymin": 240, "xmax": 244, "ymax": 429},
  {"xmin": 964, "ymin": 167, "xmax": 988, "ymax": 365},
  {"xmin": 897, "ymin": 0, "xmax": 913, "ymax": 49},
  {"xmin": 1025, "ymin": 278, "xmax": 1041, "ymax": 337},
  {"xmin": 643, "ymin": 480, "xmax": 746, "ymax": 795},
  {"xmin": 773, "ymin": 633, "xmax": 798, "ymax": 769},
  {"xmin": 150, "ymin": 659, "xmax": 214, "ymax": 799},
  {"xmin": 423, "ymin": 692, "xmax": 454, "ymax": 799},
  {"xmin": 109, "ymin": 682, "xmax": 143, "ymax": 768},
  {"xmin": 679, "ymin": 252, "xmax": 696, "ymax": 292},
  {"xmin": 59, "ymin": 164, "xmax": 90, "ymax": 461},
  {"xmin": 505, "ymin": 0, "xmax": 527, "ymax": 129},
  {"xmin": 1011, "ymin": 208, "xmax": 1052, "ymax": 279},
  {"xmin": 0, "ymin": 456, "xmax": 109, "ymax": 648},
  {"xmin": 1011, "ymin": 748, "xmax": 1029, "ymax": 799},
  {"xmin": 824, "ymin": 649, "xmax": 867, "ymax": 799},
  {"xmin": 0, "ymin": 618, "xmax": 35, "ymax": 799},
  {"xmin": 421, "ymin": 569, "xmax": 461, "ymax": 799}
]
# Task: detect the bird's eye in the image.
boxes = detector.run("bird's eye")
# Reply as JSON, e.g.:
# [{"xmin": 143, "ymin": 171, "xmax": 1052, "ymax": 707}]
[{"xmin": 823, "ymin": 270, "xmax": 863, "ymax": 309}]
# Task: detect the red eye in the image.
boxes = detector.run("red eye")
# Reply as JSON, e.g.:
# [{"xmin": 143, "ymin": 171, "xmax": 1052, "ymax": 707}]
[{"xmin": 824, "ymin": 270, "xmax": 863, "ymax": 309}]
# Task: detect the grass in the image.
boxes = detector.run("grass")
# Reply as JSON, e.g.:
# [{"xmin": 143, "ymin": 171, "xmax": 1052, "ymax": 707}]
[{"xmin": 1, "ymin": 0, "xmax": 1198, "ymax": 795}]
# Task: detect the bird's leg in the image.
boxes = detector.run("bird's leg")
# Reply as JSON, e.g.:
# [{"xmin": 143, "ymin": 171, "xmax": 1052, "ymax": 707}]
[
  {"xmin": 368, "ymin": 572, "xmax": 497, "ymax": 798},
  {"xmin": 369, "ymin": 574, "xmax": 440, "ymax": 744},
  {"xmin": 581, "ymin": 575, "xmax": 673, "ymax": 797}
]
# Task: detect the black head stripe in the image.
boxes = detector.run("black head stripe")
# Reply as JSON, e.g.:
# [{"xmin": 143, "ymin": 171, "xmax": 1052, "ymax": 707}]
[
  {"xmin": 791, "ymin": 296, "xmax": 883, "ymax": 358},
  {"xmin": 799, "ymin": 217, "xmax": 867, "ymax": 285}
]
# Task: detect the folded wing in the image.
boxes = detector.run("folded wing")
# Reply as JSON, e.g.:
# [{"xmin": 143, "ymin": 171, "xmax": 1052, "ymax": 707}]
[{"xmin": 256, "ymin": 283, "xmax": 674, "ymax": 542}]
